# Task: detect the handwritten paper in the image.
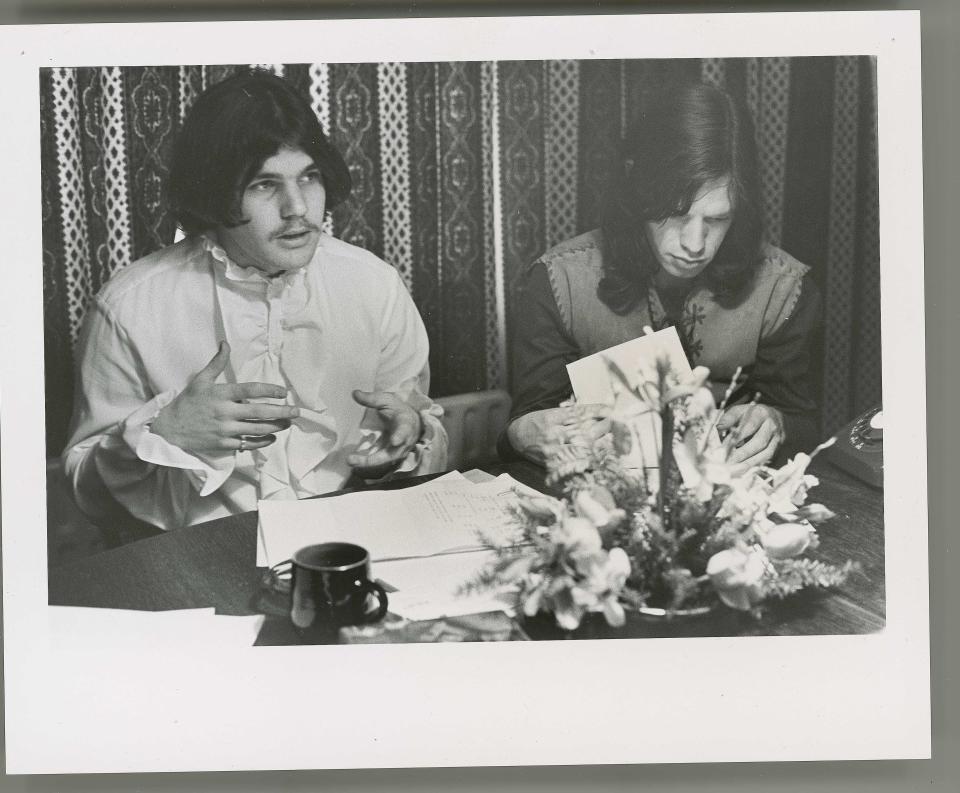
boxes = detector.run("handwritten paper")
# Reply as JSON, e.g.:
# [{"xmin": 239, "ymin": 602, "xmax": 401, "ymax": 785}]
[
  {"xmin": 374, "ymin": 549, "xmax": 517, "ymax": 621},
  {"xmin": 257, "ymin": 473, "xmax": 530, "ymax": 568}
]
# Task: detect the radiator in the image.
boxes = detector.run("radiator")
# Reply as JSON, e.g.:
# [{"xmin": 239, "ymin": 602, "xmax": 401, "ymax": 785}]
[{"xmin": 434, "ymin": 389, "xmax": 512, "ymax": 471}]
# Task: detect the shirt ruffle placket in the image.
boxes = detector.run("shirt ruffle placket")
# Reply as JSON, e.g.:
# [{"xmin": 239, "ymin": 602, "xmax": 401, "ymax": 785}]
[
  {"xmin": 266, "ymin": 278, "xmax": 287, "ymax": 359},
  {"xmin": 252, "ymin": 278, "xmax": 295, "ymax": 500}
]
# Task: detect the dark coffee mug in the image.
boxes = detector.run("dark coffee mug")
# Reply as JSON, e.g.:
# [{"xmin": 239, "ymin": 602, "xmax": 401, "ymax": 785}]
[{"xmin": 284, "ymin": 542, "xmax": 388, "ymax": 641}]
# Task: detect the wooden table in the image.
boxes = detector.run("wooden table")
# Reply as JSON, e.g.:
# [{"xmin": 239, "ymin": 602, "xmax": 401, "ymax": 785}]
[{"xmin": 47, "ymin": 460, "xmax": 885, "ymax": 642}]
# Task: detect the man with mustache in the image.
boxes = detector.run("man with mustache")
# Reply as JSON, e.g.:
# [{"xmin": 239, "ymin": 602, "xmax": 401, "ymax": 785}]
[{"xmin": 63, "ymin": 70, "xmax": 447, "ymax": 531}]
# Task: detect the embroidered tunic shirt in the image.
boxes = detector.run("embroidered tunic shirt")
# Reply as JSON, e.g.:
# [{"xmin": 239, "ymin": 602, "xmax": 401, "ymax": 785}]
[
  {"xmin": 64, "ymin": 234, "xmax": 446, "ymax": 530},
  {"xmin": 502, "ymin": 229, "xmax": 822, "ymax": 461}
]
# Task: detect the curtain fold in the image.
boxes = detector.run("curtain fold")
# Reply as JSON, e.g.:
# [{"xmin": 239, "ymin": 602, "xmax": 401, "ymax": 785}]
[{"xmin": 40, "ymin": 58, "xmax": 881, "ymax": 455}]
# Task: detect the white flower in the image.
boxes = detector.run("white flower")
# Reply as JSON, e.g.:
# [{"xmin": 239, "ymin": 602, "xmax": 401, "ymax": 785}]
[
  {"xmin": 553, "ymin": 596, "xmax": 587, "ymax": 631},
  {"xmin": 568, "ymin": 547, "xmax": 632, "ymax": 629},
  {"xmin": 662, "ymin": 365, "xmax": 712, "ymax": 404},
  {"xmin": 575, "ymin": 490, "xmax": 612, "ymax": 526},
  {"xmin": 706, "ymin": 547, "xmax": 769, "ymax": 611},
  {"xmin": 673, "ymin": 431, "xmax": 734, "ymax": 502},
  {"xmin": 767, "ymin": 453, "xmax": 819, "ymax": 513},
  {"xmin": 715, "ymin": 474, "xmax": 771, "ymax": 530},
  {"xmin": 760, "ymin": 522, "xmax": 817, "ymax": 559},
  {"xmin": 574, "ymin": 489, "xmax": 627, "ymax": 533},
  {"xmin": 582, "ymin": 546, "xmax": 630, "ymax": 593},
  {"xmin": 553, "ymin": 515, "xmax": 603, "ymax": 556},
  {"xmin": 516, "ymin": 491, "xmax": 565, "ymax": 523}
]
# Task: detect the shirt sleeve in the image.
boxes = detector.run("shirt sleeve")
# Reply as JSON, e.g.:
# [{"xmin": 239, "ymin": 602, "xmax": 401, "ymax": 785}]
[
  {"xmin": 497, "ymin": 261, "xmax": 582, "ymax": 461},
  {"xmin": 61, "ymin": 299, "xmax": 233, "ymax": 530},
  {"xmin": 747, "ymin": 273, "xmax": 823, "ymax": 459},
  {"xmin": 363, "ymin": 268, "xmax": 448, "ymax": 477}
]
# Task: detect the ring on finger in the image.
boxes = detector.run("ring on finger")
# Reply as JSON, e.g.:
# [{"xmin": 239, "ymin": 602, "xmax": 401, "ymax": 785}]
[{"xmin": 239, "ymin": 436, "xmax": 248, "ymax": 453}]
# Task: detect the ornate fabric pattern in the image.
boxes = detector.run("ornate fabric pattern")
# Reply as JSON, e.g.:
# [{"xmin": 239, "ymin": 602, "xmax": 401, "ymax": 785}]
[
  {"xmin": 177, "ymin": 65, "xmax": 202, "ymax": 122},
  {"xmin": 576, "ymin": 59, "xmax": 621, "ymax": 232},
  {"xmin": 377, "ymin": 62, "xmax": 414, "ymax": 290},
  {"xmin": 544, "ymin": 60, "xmax": 579, "ymax": 250},
  {"xmin": 44, "ymin": 69, "xmax": 78, "ymax": 452},
  {"xmin": 481, "ymin": 61, "xmax": 507, "ymax": 389},
  {"xmin": 330, "ymin": 63, "xmax": 381, "ymax": 255},
  {"xmin": 436, "ymin": 62, "xmax": 487, "ymax": 393},
  {"xmin": 408, "ymin": 63, "xmax": 442, "ymax": 379},
  {"xmin": 99, "ymin": 68, "xmax": 133, "ymax": 288},
  {"xmin": 853, "ymin": 58, "xmax": 882, "ymax": 418},
  {"xmin": 499, "ymin": 61, "xmax": 546, "ymax": 379},
  {"xmin": 77, "ymin": 69, "xmax": 110, "ymax": 297},
  {"xmin": 701, "ymin": 58, "xmax": 727, "ymax": 88},
  {"xmin": 52, "ymin": 67, "xmax": 92, "ymax": 347},
  {"xmin": 127, "ymin": 67, "xmax": 177, "ymax": 258},
  {"xmin": 823, "ymin": 56, "xmax": 860, "ymax": 432},
  {"xmin": 753, "ymin": 57, "xmax": 792, "ymax": 247},
  {"xmin": 307, "ymin": 63, "xmax": 335, "ymax": 237},
  {"xmin": 746, "ymin": 57, "xmax": 761, "ymax": 127},
  {"xmin": 40, "ymin": 59, "xmax": 881, "ymax": 453}
]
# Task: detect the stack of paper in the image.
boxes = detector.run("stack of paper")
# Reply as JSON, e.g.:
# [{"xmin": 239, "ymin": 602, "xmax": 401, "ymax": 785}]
[
  {"xmin": 257, "ymin": 472, "xmax": 532, "ymax": 568},
  {"xmin": 46, "ymin": 606, "xmax": 265, "ymax": 650},
  {"xmin": 257, "ymin": 471, "xmax": 544, "ymax": 622}
]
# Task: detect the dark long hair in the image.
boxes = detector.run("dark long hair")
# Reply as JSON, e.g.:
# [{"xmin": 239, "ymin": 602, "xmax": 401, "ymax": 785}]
[
  {"xmin": 167, "ymin": 69, "xmax": 352, "ymax": 235},
  {"xmin": 598, "ymin": 81, "xmax": 764, "ymax": 313}
]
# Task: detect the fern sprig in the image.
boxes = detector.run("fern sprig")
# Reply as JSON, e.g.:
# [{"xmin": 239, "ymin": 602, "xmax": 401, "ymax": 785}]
[{"xmin": 762, "ymin": 559, "xmax": 862, "ymax": 599}]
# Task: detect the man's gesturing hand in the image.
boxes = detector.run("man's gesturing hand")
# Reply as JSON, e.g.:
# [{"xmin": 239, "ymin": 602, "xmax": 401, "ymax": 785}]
[
  {"xmin": 346, "ymin": 389, "xmax": 422, "ymax": 479},
  {"xmin": 150, "ymin": 342, "xmax": 300, "ymax": 454}
]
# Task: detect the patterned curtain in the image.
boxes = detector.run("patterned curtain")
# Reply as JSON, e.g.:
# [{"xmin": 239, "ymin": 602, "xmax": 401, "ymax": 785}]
[{"xmin": 40, "ymin": 57, "xmax": 880, "ymax": 456}]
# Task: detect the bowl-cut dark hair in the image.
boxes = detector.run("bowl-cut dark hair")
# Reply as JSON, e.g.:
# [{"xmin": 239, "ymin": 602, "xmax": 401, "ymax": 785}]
[
  {"xmin": 598, "ymin": 80, "xmax": 764, "ymax": 313},
  {"xmin": 167, "ymin": 68, "xmax": 352, "ymax": 235}
]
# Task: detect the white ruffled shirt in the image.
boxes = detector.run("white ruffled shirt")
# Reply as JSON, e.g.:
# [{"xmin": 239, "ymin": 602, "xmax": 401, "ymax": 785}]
[{"xmin": 63, "ymin": 233, "xmax": 447, "ymax": 530}]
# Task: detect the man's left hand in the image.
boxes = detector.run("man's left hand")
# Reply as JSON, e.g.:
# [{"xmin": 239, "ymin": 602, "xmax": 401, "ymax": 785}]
[
  {"xmin": 346, "ymin": 389, "xmax": 423, "ymax": 479},
  {"xmin": 717, "ymin": 404, "xmax": 785, "ymax": 472}
]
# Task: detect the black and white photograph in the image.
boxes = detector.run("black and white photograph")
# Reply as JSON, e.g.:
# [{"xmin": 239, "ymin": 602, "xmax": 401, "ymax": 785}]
[{"xmin": 1, "ymin": 11, "xmax": 929, "ymax": 775}]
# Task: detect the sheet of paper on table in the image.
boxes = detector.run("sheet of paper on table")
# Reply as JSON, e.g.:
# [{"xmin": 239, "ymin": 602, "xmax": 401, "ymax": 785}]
[
  {"xmin": 374, "ymin": 549, "xmax": 518, "ymax": 621},
  {"xmin": 256, "ymin": 470, "xmax": 459, "ymax": 565},
  {"xmin": 46, "ymin": 606, "xmax": 265, "ymax": 650},
  {"xmin": 256, "ymin": 472, "xmax": 538, "ymax": 569}
]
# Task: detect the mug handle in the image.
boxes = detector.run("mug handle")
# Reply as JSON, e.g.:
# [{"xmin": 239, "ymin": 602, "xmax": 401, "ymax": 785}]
[
  {"xmin": 251, "ymin": 560, "xmax": 293, "ymax": 618},
  {"xmin": 361, "ymin": 580, "xmax": 389, "ymax": 623}
]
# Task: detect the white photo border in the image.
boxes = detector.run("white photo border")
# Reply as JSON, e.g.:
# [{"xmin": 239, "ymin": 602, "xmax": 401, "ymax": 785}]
[{"xmin": 0, "ymin": 11, "xmax": 928, "ymax": 774}]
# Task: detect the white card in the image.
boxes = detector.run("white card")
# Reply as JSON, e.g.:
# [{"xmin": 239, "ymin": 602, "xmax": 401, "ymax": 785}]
[{"xmin": 566, "ymin": 325, "xmax": 692, "ymax": 406}]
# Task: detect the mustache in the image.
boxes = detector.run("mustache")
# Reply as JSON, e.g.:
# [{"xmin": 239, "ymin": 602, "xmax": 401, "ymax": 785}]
[{"xmin": 272, "ymin": 223, "xmax": 319, "ymax": 239}]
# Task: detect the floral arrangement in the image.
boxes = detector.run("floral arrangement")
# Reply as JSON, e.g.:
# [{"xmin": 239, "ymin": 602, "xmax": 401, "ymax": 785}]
[{"xmin": 467, "ymin": 359, "xmax": 858, "ymax": 631}]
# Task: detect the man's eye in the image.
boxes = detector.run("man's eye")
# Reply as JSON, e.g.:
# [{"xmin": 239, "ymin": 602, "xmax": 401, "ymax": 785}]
[
  {"xmin": 300, "ymin": 171, "xmax": 323, "ymax": 185},
  {"xmin": 249, "ymin": 181, "xmax": 275, "ymax": 192}
]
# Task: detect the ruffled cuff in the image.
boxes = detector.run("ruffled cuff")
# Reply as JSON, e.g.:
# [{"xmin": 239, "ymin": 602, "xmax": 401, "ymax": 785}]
[{"xmin": 119, "ymin": 390, "xmax": 236, "ymax": 497}]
